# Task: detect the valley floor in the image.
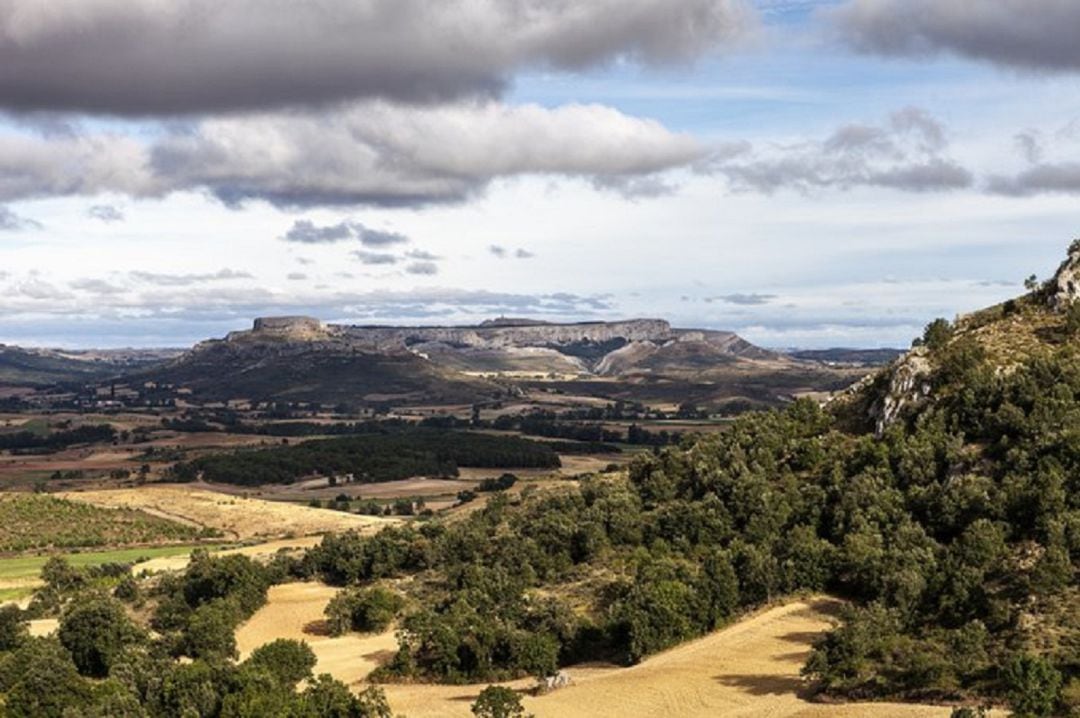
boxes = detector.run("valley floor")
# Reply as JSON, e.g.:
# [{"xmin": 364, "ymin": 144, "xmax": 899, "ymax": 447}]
[{"xmin": 237, "ymin": 585, "xmax": 979, "ymax": 717}]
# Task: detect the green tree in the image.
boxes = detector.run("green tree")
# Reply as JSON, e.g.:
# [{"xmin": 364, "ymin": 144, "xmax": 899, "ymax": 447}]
[
  {"xmin": 325, "ymin": 586, "xmax": 405, "ymax": 636},
  {"xmin": 922, "ymin": 318, "xmax": 954, "ymax": 351},
  {"xmin": 0, "ymin": 603, "xmax": 29, "ymax": 651},
  {"xmin": 472, "ymin": 685, "xmax": 530, "ymax": 718},
  {"xmin": 1003, "ymin": 654, "xmax": 1062, "ymax": 718},
  {"xmin": 58, "ymin": 595, "xmax": 144, "ymax": 678},
  {"xmin": 245, "ymin": 638, "xmax": 317, "ymax": 687}
]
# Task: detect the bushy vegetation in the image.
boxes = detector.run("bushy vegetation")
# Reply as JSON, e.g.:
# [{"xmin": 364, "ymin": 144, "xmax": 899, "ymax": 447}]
[
  {"xmin": 0, "ymin": 551, "xmax": 391, "ymax": 717},
  {"xmin": 325, "ymin": 585, "xmax": 405, "ymax": 635},
  {"xmin": 0, "ymin": 495, "xmax": 209, "ymax": 552},
  {"xmin": 171, "ymin": 429, "xmax": 560, "ymax": 486},
  {"xmin": 0, "ymin": 424, "xmax": 116, "ymax": 453},
  {"xmin": 291, "ymin": 312, "xmax": 1080, "ymax": 715}
]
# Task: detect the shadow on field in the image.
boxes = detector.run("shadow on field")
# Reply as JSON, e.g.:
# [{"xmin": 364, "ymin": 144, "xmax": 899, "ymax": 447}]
[{"xmin": 714, "ymin": 672, "xmax": 811, "ymax": 699}]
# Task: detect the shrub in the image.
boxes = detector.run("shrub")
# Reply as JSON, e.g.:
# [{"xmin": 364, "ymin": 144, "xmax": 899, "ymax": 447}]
[
  {"xmin": 472, "ymin": 685, "xmax": 530, "ymax": 718},
  {"xmin": 325, "ymin": 586, "xmax": 405, "ymax": 636}
]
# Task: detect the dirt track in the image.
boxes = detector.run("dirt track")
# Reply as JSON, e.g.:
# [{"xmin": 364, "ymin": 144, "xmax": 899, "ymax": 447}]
[{"xmin": 236, "ymin": 589, "xmax": 969, "ymax": 717}]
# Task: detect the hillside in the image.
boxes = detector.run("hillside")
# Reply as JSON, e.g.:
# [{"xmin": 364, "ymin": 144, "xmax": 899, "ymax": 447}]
[{"xmin": 142, "ymin": 317, "xmax": 862, "ymax": 409}]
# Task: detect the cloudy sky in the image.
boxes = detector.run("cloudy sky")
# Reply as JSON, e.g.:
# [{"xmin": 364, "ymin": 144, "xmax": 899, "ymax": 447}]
[{"xmin": 1, "ymin": 0, "xmax": 1078, "ymax": 349}]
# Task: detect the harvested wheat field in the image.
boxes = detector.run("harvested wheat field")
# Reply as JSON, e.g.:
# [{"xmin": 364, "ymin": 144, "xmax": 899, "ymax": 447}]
[
  {"xmin": 235, "ymin": 582, "xmax": 398, "ymax": 687},
  {"xmin": 236, "ymin": 590, "xmax": 981, "ymax": 717},
  {"xmin": 59, "ymin": 485, "xmax": 397, "ymax": 540},
  {"xmin": 384, "ymin": 598, "xmax": 977, "ymax": 718}
]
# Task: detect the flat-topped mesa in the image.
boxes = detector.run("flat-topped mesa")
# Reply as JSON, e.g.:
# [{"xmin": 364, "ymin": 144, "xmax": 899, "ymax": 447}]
[
  {"xmin": 227, "ymin": 316, "xmax": 330, "ymax": 342},
  {"xmin": 336, "ymin": 318, "xmax": 674, "ymax": 351}
]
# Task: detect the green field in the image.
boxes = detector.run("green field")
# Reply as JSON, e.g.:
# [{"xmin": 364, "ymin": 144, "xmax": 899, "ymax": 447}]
[{"xmin": 0, "ymin": 544, "xmax": 221, "ymax": 582}]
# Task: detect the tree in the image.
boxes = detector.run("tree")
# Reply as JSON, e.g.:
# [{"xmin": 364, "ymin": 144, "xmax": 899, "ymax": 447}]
[
  {"xmin": 0, "ymin": 603, "xmax": 29, "ymax": 651},
  {"xmin": 245, "ymin": 639, "xmax": 317, "ymax": 687},
  {"xmin": 1003, "ymin": 654, "xmax": 1062, "ymax": 718},
  {"xmin": 58, "ymin": 595, "xmax": 144, "ymax": 678},
  {"xmin": 1024, "ymin": 274, "xmax": 1040, "ymax": 292},
  {"xmin": 922, "ymin": 318, "xmax": 954, "ymax": 351},
  {"xmin": 182, "ymin": 599, "xmax": 240, "ymax": 660},
  {"xmin": 472, "ymin": 686, "xmax": 530, "ymax": 718},
  {"xmin": 1, "ymin": 638, "xmax": 93, "ymax": 718},
  {"xmin": 325, "ymin": 586, "xmax": 405, "ymax": 636}
]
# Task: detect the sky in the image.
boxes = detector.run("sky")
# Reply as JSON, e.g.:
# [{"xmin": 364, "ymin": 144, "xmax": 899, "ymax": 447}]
[{"xmin": 1, "ymin": 0, "xmax": 1078, "ymax": 349}]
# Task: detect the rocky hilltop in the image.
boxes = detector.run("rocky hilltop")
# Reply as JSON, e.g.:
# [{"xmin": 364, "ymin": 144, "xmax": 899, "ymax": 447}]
[{"xmin": 841, "ymin": 240, "xmax": 1080, "ymax": 435}]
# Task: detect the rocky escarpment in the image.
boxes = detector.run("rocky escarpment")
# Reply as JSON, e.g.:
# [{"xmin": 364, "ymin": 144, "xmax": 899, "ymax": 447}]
[
  {"xmin": 1048, "ymin": 240, "xmax": 1080, "ymax": 310},
  {"xmin": 213, "ymin": 317, "xmax": 776, "ymax": 376}
]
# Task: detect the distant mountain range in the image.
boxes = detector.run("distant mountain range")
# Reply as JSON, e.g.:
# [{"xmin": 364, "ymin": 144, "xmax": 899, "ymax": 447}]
[{"xmin": 0, "ymin": 317, "xmax": 905, "ymax": 410}]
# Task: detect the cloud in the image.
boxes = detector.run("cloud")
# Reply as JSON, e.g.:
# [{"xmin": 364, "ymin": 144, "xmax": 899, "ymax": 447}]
[
  {"xmin": 0, "ymin": 205, "xmax": 42, "ymax": 231},
  {"xmin": 405, "ymin": 261, "xmax": 439, "ymax": 276},
  {"xmin": 282, "ymin": 220, "xmax": 353, "ymax": 244},
  {"xmin": 70, "ymin": 278, "xmax": 125, "ymax": 295},
  {"xmin": 87, "ymin": 204, "xmax": 124, "ymax": 223},
  {"xmin": 405, "ymin": 249, "xmax": 440, "ymax": 261},
  {"xmin": 829, "ymin": 0, "xmax": 1080, "ymax": 73},
  {"xmin": 130, "ymin": 268, "xmax": 252, "ymax": 286},
  {"xmin": 356, "ymin": 225, "xmax": 408, "ymax": 247},
  {"xmin": 0, "ymin": 0, "xmax": 756, "ymax": 115},
  {"xmin": 490, "ymin": 244, "xmax": 536, "ymax": 259},
  {"xmin": 986, "ymin": 123, "xmax": 1080, "ymax": 196},
  {"xmin": 286, "ymin": 272, "xmax": 308, "ymax": 281},
  {"xmin": 352, "ymin": 250, "xmax": 398, "ymax": 266},
  {"xmin": 152, "ymin": 101, "xmax": 704, "ymax": 208},
  {"xmin": 281, "ymin": 219, "xmax": 410, "ymax": 246},
  {"xmin": 706, "ymin": 107, "xmax": 973, "ymax": 194},
  {"xmin": 0, "ymin": 101, "xmax": 701, "ymax": 209},
  {"xmin": 713, "ymin": 293, "xmax": 777, "ymax": 305}
]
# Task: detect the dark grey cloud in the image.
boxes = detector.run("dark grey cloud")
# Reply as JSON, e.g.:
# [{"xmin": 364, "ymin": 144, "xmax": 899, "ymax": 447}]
[
  {"xmin": 130, "ymin": 268, "xmax": 253, "ymax": 286},
  {"xmin": 357, "ymin": 226, "xmax": 409, "ymax": 247},
  {"xmin": 0, "ymin": 0, "xmax": 755, "ymax": 116},
  {"xmin": 706, "ymin": 108, "xmax": 973, "ymax": 194},
  {"xmin": 405, "ymin": 261, "xmax": 439, "ymax": 276},
  {"xmin": 0, "ymin": 205, "xmax": 42, "ymax": 231},
  {"xmin": 87, "ymin": 204, "xmax": 124, "ymax": 223},
  {"xmin": 830, "ymin": 0, "xmax": 1080, "ymax": 73}
]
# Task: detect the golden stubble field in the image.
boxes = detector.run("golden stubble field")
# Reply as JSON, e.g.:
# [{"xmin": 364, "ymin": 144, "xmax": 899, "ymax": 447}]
[
  {"xmin": 236, "ymin": 585, "xmax": 971, "ymax": 718},
  {"xmin": 58, "ymin": 485, "xmax": 398, "ymax": 540}
]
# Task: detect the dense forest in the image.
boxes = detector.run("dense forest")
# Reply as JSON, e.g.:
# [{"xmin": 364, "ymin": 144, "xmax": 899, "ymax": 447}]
[
  {"xmin": 0, "ymin": 424, "xmax": 116, "ymax": 453},
  {"xmin": 169, "ymin": 429, "xmax": 561, "ymax": 485}
]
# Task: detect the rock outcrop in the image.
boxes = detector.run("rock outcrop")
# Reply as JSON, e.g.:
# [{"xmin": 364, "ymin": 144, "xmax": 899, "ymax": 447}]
[{"xmin": 1049, "ymin": 240, "xmax": 1080, "ymax": 310}]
